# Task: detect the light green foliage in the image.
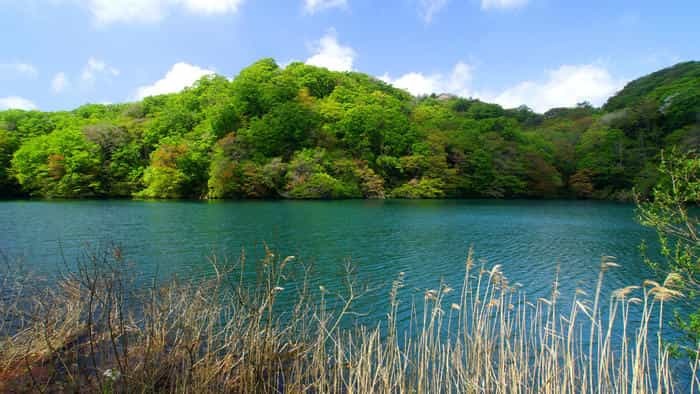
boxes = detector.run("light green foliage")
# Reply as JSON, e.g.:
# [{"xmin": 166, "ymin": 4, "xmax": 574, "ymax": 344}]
[
  {"xmin": 284, "ymin": 62, "xmax": 338, "ymax": 98},
  {"xmin": 240, "ymin": 101, "xmax": 319, "ymax": 158},
  {"xmin": 231, "ymin": 58, "xmax": 290, "ymax": 118},
  {"xmin": 11, "ymin": 128, "xmax": 102, "ymax": 197},
  {"xmin": 637, "ymin": 149, "xmax": 700, "ymax": 355},
  {"xmin": 287, "ymin": 172, "xmax": 358, "ymax": 199},
  {"xmin": 0, "ymin": 110, "xmax": 56, "ymax": 139},
  {"xmin": 337, "ymin": 101, "xmax": 415, "ymax": 160},
  {"xmin": 284, "ymin": 148, "xmax": 360, "ymax": 199},
  {"xmin": 0, "ymin": 60, "xmax": 698, "ymax": 199},
  {"xmin": 137, "ymin": 138, "xmax": 209, "ymax": 199},
  {"xmin": 142, "ymin": 94, "xmax": 201, "ymax": 148},
  {"xmin": 354, "ymin": 164, "xmax": 385, "ymax": 198},
  {"xmin": 83, "ymin": 123, "xmax": 143, "ymax": 196},
  {"xmin": 390, "ymin": 177, "xmax": 446, "ymax": 198},
  {"xmin": 192, "ymin": 75, "xmax": 240, "ymax": 139}
]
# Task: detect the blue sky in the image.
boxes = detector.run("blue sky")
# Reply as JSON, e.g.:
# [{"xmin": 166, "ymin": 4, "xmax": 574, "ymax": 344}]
[{"xmin": 0, "ymin": 0, "xmax": 697, "ymax": 113}]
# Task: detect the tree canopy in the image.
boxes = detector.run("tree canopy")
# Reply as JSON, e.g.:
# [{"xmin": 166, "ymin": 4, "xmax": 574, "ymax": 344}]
[{"xmin": 1, "ymin": 59, "xmax": 698, "ymax": 200}]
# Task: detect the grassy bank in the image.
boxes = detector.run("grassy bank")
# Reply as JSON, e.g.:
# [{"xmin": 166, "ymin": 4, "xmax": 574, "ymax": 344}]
[{"xmin": 0, "ymin": 248, "xmax": 697, "ymax": 393}]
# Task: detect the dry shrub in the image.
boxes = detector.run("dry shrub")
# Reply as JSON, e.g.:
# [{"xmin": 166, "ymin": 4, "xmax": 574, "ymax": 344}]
[{"xmin": 0, "ymin": 248, "xmax": 698, "ymax": 393}]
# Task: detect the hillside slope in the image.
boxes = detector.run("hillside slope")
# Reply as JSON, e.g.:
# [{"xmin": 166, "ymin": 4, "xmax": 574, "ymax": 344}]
[
  {"xmin": 605, "ymin": 61, "xmax": 700, "ymax": 112},
  {"xmin": 1, "ymin": 59, "xmax": 698, "ymax": 200}
]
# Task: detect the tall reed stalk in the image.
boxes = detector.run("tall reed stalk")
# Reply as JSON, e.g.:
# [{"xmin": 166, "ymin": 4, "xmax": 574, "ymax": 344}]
[{"xmin": 0, "ymin": 247, "xmax": 696, "ymax": 393}]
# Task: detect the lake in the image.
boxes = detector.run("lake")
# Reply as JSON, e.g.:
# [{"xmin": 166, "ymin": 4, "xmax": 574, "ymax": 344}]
[
  {"xmin": 3, "ymin": 199, "xmax": 696, "ymax": 385},
  {"xmin": 0, "ymin": 199, "xmax": 658, "ymax": 297},
  {"xmin": 1, "ymin": 198, "xmax": 670, "ymax": 325}
]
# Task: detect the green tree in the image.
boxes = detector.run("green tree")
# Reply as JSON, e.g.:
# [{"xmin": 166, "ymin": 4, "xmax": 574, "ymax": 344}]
[
  {"xmin": 0, "ymin": 129, "xmax": 20, "ymax": 196},
  {"xmin": 0, "ymin": 110, "xmax": 56, "ymax": 139},
  {"xmin": 240, "ymin": 101, "xmax": 319, "ymax": 158},
  {"xmin": 287, "ymin": 172, "xmax": 358, "ymax": 199},
  {"xmin": 208, "ymin": 132, "xmax": 287, "ymax": 199},
  {"xmin": 390, "ymin": 178, "xmax": 445, "ymax": 198},
  {"xmin": 137, "ymin": 138, "xmax": 209, "ymax": 199},
  {"xmin": 191, "ymin": 75, "xmax": 241, "ymax": 140},
  {"xmin": 83, "ymin": 123, "xmax": 143, "ymax": 196},
  {"xmin": 284, "ymin": 148, "xmax": 360, "ymax": 199},
  {"xmin": 637, "ymin": 149, "xmax": 700, "ymax": 355},
  {"xmin": 11, "ymin": 128, "xmax": 102, "ymax": 197},
  {"xmin": 283, "ymin": 62, "xmax": 338, "ymax": 98},
  {"xmin": 0, "ymin": 59, "xmax": 697, "ymax": 201},
  {"xmin": 231, "ymin": 58, "xmax": 293, "ymax": 118},
  {"xmin": 576, "ymin": 128, "xmax": 629, "ymax": 193},
  {"xmin": 337, "ymin": 103, "xmax": 414, "ymax": 160}
]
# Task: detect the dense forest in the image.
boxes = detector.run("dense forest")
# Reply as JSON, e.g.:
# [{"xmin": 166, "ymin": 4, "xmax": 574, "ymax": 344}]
[{"xmin": 1, "ymin": 60, "xmax": 698, "ymax": 200}]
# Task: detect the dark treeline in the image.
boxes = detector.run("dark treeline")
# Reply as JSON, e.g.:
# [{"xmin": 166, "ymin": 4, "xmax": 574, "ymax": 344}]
[{"xmin": 1, "ymin": 59, "xmax": 698, "ymax": 200}]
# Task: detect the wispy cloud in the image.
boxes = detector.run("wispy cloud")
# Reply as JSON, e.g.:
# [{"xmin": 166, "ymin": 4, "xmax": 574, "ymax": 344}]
[
  {"xmin": 84, "ymin": 0, "xmax": 244, "ymax": 25},
  {"xmin": 304, "ymin": 0, "xmax": 347, "ymax": 14},
  {"xmin": 0, "ymin": 62, "xmax": 38, "ymax": 78},
  {"xmin": 81, "ymin": 57, "xmax": 120, "ymax": 85},
  {"xmin": 481, "ymin": 0, "xmax": 529, "ymax": 10},
  {"xmin": 420, "ymin": 0, "xmax": 448, "ymax": 23},
  {"xmin": 51, "ymin": 72, "xmax": 70, "ymax": 94},
  {"xmin": 419, "ymin": 0, "xmax": 527, "ymax": 23}
]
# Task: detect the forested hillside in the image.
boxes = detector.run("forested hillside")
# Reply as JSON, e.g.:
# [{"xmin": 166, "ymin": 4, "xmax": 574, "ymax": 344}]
[{"xmin": 1, "ymin": 59, "xmax": 698, "ymax": 200}]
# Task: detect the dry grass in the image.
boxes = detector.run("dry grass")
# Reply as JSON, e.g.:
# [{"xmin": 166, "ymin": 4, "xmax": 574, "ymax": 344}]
[{"xmin": 0, "ymin": 247, "xmax": 698, "ymax": 393}]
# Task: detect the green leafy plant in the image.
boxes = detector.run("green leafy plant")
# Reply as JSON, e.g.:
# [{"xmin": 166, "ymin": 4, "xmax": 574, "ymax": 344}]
[{"xmin": 637, "ymin": 148, "xmax": 700, "ymax": 355}]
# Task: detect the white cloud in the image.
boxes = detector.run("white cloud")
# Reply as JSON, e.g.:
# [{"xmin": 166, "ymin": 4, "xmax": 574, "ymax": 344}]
[
  {"xmin": 380, "ymin": 62, "xmax": 623, "ymax": 112},
  {"xmin": 487, "ymin": 64, "xmax": 624, "ymax": 112},
  {"xmin": 87, "ymin": 0, "xmax": 166, "ymax": 24},
  {"xmin": 481, "ymin": 0, "xmax": 528, "ymax": 10},
  {"xmin": 380, "ymin": 62, "xmax": 473, "ymax": 97},
  {"xmin": 0, "ymin": 62, "xmax": 38, "ymax": 78},
  {"xmin": 85, "ymin": 0, "xmax": 244, "ymax": 25},
  {"xmin": 420, "ymin": 0, "xmax": 448, "ymax": 23},
  {"xmin": 305, "ymin": 30, "xmax": 356, "ymax": 72},
  {"xmin": 304, "ymin": 0, "xmax": 346, "ymax": 14},
  {"xmin": 81, "ymin": 57, "xmax": 120, "ymax": 83},
  {"xmin": 0, "ymin": 96, "xmax": 37, "ymax": 110},
  {"xmin": 134, "ymin": 62, "xmax": 215, "ymax": 99},
  {"xmin": 51, "ymin": 72, "xmax": 70, "ymax": 93},
  {"xmin": 178, "ymin": 0, "xmax": 243, "ymax": 14}
]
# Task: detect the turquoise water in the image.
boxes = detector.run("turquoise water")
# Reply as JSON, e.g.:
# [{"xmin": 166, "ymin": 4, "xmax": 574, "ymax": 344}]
[
  {"xmin": 0, "ymin": 198, "xmax": 669, "ymax": 328},
  {"xmin": 2, "ymin": 199, "xmax": 695, "ymax": 385},
  {"xmin": 0, "ymin": 199, "xmax": 657, "ymax": 297}
]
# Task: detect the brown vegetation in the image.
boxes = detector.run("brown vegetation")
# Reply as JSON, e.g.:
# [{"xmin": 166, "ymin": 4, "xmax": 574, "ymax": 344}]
[{"xmin": 0, "ymin": 248, "xmax": 697, "ymax": 393}]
